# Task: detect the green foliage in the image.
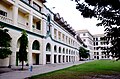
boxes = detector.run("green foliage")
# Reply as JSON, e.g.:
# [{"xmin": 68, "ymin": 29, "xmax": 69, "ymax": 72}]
[
  {"xmin": 73, "ymin": 0, "xmax": 120, "ymax": 60},
  {"xmin": 0, "ymin": 26, "xmax": 12, "ymax": 59},
  {"xmin": 79, "ymin": 47, "xmax": 89, "ymax": 60},
  {"xmin": 18, "ymin": 30, "xmax": 28, "ymax": 69},
  {"xmin": 0, "ymin": 48, "xmax": 12, "ymax": 59}
]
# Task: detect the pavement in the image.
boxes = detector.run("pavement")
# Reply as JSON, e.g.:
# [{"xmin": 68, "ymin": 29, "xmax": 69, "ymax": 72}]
[{"xmin": 0, "ymin": 61, "xmax": 91, "ymax": 79}]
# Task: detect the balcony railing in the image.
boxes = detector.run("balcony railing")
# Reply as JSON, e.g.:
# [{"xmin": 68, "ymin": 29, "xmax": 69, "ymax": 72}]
[
  {"xmin": 18, "ymin": 22, "xmax": 29, "ymax": 30},
  {"xmin": 33, "ymin": 28, "xmax": 42, "ymax": 34},
  {"xmin": 0, "ymin": 15, "xmax": 13, "ymax": 24}
]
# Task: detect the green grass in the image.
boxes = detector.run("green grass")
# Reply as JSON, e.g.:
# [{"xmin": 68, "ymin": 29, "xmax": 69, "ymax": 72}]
[{"xmin": 31, "ymin": 60, "xmax": 120, "ymax": 79}]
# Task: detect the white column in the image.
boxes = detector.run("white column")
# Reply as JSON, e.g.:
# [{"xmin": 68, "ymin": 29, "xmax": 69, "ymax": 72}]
[
  {"xmin": 51, "ymin": 26, "xmax": 54, "ymax": 38},
  {"xmin": 61, "ymin": 55, "xmax": 63, "ymax": 63},
  {"xmin": 29, "ymin": 12, "xmax": 33, "ymax": 31},
  {"xmin": 41, "ymin": 39, "xmax": 46, "ymax": 65},
  {"xmin": 28, "ymin": 40, "xmax": 32, "ymax": 66},
  {"xmin": 56, "ymin": 55, "xmax": 58, "ymax": 63},
  {"xmin": 42, "ymin": 18, "xmax": 47, "ymax": 35},
  {"xmin": 51, "ymin": 44, "xmax": 54, "ymax": 64},
  {"xmin": 13, "ymin": 0, "xmax": 18, "ymax": 26},
  {"xmin": 10, "ymin": 37, "xmax": 17, "ymax": 66}
]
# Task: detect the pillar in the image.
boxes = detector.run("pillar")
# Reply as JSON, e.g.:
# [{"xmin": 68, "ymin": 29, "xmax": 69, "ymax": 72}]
[
  {"xmin": 28, "ymin": 40, "xmax": 32, "ymax": 66},
  {"xmin": 10, "ymin": 36, "xmax": 17, "ymax": 66},
  {"xmin": 29, "ymin": 12, "xmax": 33, "ymax": 31},
  {"xmin": 13, "ymin": 0, "xmax": 18, "ymax": 26},
  {"xmin": 51, "ymin": 44, "xmax": 54, "ymax": 64}
]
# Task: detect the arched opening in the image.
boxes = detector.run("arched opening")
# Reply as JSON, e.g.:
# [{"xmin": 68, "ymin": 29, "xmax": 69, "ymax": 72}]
[
  {"xmin": 46, "ymin": 43, "xmax": 51, "ymax": 64},
  {"xmin": 46, "ymin": 43, "xmax": 51, "ymax": 51},
  {"xmin": 63, "ymin": 48, "xmax": 65, "ymax": 54},
  {"xmin": 66, "ymin": 49, "xmax": 68, "ymax": 54},
  {"xmin": 59, "ymin": 47, "xmax": 61, "ymax": 53},
  {"xmin": 69, "ymin": 50, "xmax": 71, "ymax": 54},
  {"xmin": 32, "ymin": 40, "xmax": 40, "ymax": 50},
  {"xmin": 32, "ymin": 40, "xmax": 40, "ymax": 65},
  {"xmin": 54, "ymin": 45, "xmax": 57, "ymax": 52}
]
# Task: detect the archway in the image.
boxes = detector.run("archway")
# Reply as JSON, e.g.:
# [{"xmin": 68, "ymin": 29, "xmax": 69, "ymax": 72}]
[{"xmin": 32, "ymin": 40, "xmax": 40, "ymax": 65}]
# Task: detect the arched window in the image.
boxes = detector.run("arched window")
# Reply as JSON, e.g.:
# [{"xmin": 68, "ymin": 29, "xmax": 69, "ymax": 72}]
[
  {"xmin": 63, "ymin": 48, "xmax": 65, "ymax": 53},
  {"xmin": 46, "ymin": 43, "xmax": 51, "ymax": 51},
  {"xmin": 59, "ymin": 47, "xmax": 61, "ymax": 53},
  {"xmin": 69, "ymin": 50, "xmax": 71, "ymax": 54},
  {"xmin": 32, "ymin": 40, "xmax": 40, "ymax": 50},
  {"xmin": 66, "ymin": 49, "xmax": 68, "ymax": 54},
  {"xmin": 54, "ymin": 45, "xmax": 57, "ymax": 52}
]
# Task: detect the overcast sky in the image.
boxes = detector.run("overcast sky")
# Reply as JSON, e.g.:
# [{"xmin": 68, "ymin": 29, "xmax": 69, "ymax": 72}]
[{"xmin": 45, "ymin": 0, "xmax": 104, "ymax": 35}]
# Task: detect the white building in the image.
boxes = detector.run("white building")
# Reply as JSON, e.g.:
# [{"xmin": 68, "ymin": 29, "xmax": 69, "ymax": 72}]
[
  {"xmin": 77, "ymin": 30, "xmax": 94, "ymax": 59},
  {"xmin": 93, "ymin": 34, "xmax": 112, "ymax": 60},
  {"xmin": 77, "ymin": 30, "xmax": 112, "ymax": 60},
  {"xmin": 0, "ymin": 0, "xmax": 83, "ymax": 67}
]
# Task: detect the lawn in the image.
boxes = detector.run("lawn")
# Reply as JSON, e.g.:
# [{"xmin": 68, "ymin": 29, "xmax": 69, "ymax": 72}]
[{"xmin": 31, "ymin": 60, "xmax": 120, "ymax": 79}]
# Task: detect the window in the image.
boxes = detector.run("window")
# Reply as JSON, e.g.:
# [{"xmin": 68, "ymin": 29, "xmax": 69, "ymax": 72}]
[
  {"xmin": 94, "ymin": 52, "xmax": 96, "ymax": 55},
  {"xmin": 0, "ymin": 10, "xmax": 7, "ymax": 17},
  {"xmin": 97, "ymin": 52, "xmax": 99, "ymax": 55},
  {"xmin": 32, "ymin": 40, "xmax": 40, "ymax": 50},
  {"xmin": 33, "ymin": 2, "xmax": 41, "ymax": 12},
  {"xmin": 58, "ymin": 31, "xmax": 61, "ymax": 40},
  {"xmin": 69, "ymin": 38, "xmax": 70, "ymax": 44},
  {"xmin": 63, "ymin": 48, "xmax": 65, "ymax": 53},
  {"xmin": 36, "ymin": 21, "xmax": 41, "ymax": 30},
  {"xmin": 66, "ymin": 49, "xmax": 68, "ymax": 54},
  {"xmin": 102, "ymin": 56, "xmax": 104, "ymax": 58},
  {"xmin": 83, "ymin": 39, "xmax": 86, "ymax": 42},
  {"xmin": 47, "ymin": 14, "xmax": 51, "ymax": 23},
  {"xmin": 83, "ymin": 33, "xmax": 86, "ymax": 36},
  {"xmin": 96, "ymin": 38, "xmax": 98, "ymax": 41},
  {"xmin": 66, "ymin": 36, "xmax": 68, "ymax": 43},
  {"xmin": 54, "ymin": 29, "xmax": 57, "ymax": 39},
  {"xmin": 46, "ymin": 43, "xmax": 51, "ymax": 51},
  {"xmin": 69, "ymin": 50, "xmax": 71, "ymax": 54},
  {"xmin": 54, "ymin": 45, "xmax": 57, "ymax": 52},
  {"xmin": 59, "ymin": 47, "xmax": 61, "ymax": 53},
  {"xmin": 62, "ymin": 34, "xmax": 65, "ymax": 42},
  {"xmin": 94, "ymin": 56, "xmax": 96, "ymax": 58},
  {"xmin": 96, "ymin": 42, "xmax": 98, "ymax": 45}
]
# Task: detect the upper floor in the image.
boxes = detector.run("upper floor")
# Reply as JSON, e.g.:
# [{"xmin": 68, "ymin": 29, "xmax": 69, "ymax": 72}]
[{"xmin": 0, "ymin": 0, "xmax": 83, "ymax": 50}]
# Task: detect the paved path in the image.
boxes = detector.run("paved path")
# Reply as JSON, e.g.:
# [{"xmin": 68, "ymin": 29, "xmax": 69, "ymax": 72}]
[{"xmin": 0, "ymin": 61, "xmax": 91, "ymax": 79}]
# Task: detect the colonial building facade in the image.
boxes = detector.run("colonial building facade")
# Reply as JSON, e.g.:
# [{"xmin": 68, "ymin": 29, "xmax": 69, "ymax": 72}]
[{"xmin": 0, "ymin": 0, "xmax": 83, "ymax": 67}]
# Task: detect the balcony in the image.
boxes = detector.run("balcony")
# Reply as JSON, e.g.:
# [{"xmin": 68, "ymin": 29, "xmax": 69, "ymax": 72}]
[
  {"xmin": 33, "ymin": 28, "xmax": 42, "ymax": 35},
  {"xmin": 0, "ymin": 15, "xmax": 13, "ymax": 25},
  {"xmin": 18, "ymin": 22, "xmax": 29, "ymax": 30}
]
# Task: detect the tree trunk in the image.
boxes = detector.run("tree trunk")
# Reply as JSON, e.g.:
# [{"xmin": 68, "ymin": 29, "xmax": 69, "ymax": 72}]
[{"xmin": 22, "ymin": 60, "xmax": 24, "ymax": 70}]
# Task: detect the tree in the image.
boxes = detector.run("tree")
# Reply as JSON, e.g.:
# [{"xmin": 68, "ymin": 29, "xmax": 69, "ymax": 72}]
[
  {"xmin": 72, "ymin": 0, "xmax": 120, "ymax": 60},
  {"xmin": 0, "ymin": 26, "xmax": 12, "ymax": 59},
  {"xmin": 18, "ymin": 30, "xmax": 28, "ymax": 70},
  {"xmin": 79, "ymin": 47, "xmax": 89, "ymax": 60}
]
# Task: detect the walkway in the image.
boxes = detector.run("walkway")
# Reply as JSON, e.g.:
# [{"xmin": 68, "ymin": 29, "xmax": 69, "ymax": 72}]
[{"xmin": 0, "ymin": 61, "xmax": 91, "ymax": 79}]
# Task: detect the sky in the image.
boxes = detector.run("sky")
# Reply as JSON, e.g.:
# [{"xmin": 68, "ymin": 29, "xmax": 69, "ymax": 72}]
[{"xmin": 45, "ymin": 0, "xmax": 104, "ymax": 35}]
